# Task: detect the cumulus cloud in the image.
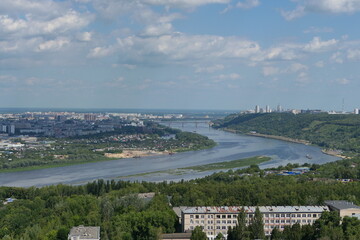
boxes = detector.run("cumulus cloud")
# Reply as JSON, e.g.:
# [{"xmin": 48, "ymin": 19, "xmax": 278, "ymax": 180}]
[
  {"xmin": 347, "ymin": 49, "xmax": 360, "ymax": 60},
  {"xmin": 236, "ymin": 0, "xmax": 260, "ymax": 9},
  {"xmin": 262, "ymin": 66, "xmax": 280, "ymax": 76},
  {"xmin": 315, "ymin": 61, "xmax": 325, "ymax": 67},
  {"xmin": 0, "ymin": 10, "xmax": 93, "ymax": 38},
  {"xmin": 336, "ymin": 78, "xmax": 350, "ymax": 85},
  {"xmin": 112, "ymin": 33, "xmax": 260, "ymax": 63},
  {"xmin": 303, "ymin": 37, "xmax": 338, "ymax": 52},
  {"xmin": 213, "ymin": 73, "xmax": 241, "ymax": 82},
  {"xmin": 76, "ymin": 32, "xmax": 92, "ymax": 42},
  {"xmin": 0, "ymin": 0, "xmax": 65, "ymax": 17},
  {"xmin": 36, "ymin": 38, "xmax": 70, "ymax": 52},
  {"xmin": 195, "ymin": 64, "xmax": 224, "ymax": 73},
  {"xmin": 87, "ymin": 46, "xmax": 116, "ymax": 58},
  {"xmin": 142, "ymin": 0, "xmax": 230, "ymax": 9},
  {"xmin": 282, "ymin": 0, "xmax": 360, "ymax": 20}
]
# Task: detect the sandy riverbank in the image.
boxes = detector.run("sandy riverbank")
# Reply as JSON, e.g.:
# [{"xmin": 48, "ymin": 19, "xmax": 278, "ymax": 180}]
[
  {"xmin": 104, "ymin": 150, "xmax": 170, "ymax": 159},
  {"xmin": 321, "ymin": 149, "xmax": 349, "ymax": 159}
]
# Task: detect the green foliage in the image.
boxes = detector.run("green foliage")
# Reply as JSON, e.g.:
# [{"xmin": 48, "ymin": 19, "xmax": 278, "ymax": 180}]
[
  {"xmin": 190, "ymin": 226, "xmax": 207, "ymax": 240},
  {"xmin": 214, "ymin": 112, "xmax": 360, "ymax": 153}
]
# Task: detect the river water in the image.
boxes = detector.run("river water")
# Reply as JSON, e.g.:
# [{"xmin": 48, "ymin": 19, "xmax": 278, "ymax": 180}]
[{"xmin": 0, "ymin": 121, "xmax": 339, "ymax": 187}]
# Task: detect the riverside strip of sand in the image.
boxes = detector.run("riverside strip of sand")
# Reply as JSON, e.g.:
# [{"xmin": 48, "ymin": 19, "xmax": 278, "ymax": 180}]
[
  {"xmin": 104, "ymin": 150, "xmax": 169, "ymax": 159},
  {"xmin": 321, "ymin": 149, "xmax": 349, "ymax": 159}
]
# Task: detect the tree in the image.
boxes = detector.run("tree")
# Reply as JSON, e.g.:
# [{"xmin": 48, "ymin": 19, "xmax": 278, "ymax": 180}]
[
  {"xmin": 249, "ymin": 207, "xmax": 265, "ymax": 239},
  {"xmin": 215, "ymin": 232, "xmax": 224, "ymax": 240},
  {"xmin": 190, "ymin": 226, "xmax": 207, "ymax": 240},
  {"xmin": 232, "ymin": 207, "xmax": 249, "ymax": 240},
  {"xmin": 270, "ymin": 227, "xmax": 282, "ymax": 240}
]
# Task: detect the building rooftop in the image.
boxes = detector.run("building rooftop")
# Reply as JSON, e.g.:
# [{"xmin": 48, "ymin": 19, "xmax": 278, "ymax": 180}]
[
  {"xmin": 324, "ymin": 200, "xmax": 360, "ymax": 210},
  {"xmin": 180, "ymin": 206, "xmax": 329, "ymax": 214},
  {"xmin": 68, "ymin": 226, "xmax": 100, "ymax": 240}
]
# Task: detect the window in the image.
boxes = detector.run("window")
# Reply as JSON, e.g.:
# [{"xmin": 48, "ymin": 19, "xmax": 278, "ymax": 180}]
[
  {"xmin": 276, "ymin": 220, "xmax": 279, "ymax": 223},
  {"xmin": 265, "ymin": 220, "xmax": 269, "ymax": 223},
  {"xmin": 270, "ymin": 214, "xmax": 274, "ymax": 218},
  {"xmin": 216, "ymin": 226, "xmax": 220, "ymax": 229},
  {"xmin": 297, "ymin": 214, "xmax": 301, "ymax": 218},
  {"xmin": 233, "ymin": 215, "xmax": 237, "ymax": 218},
  {"xmin": 216, "ymin": 220, "xmax": 220, "ymax": 224},
  {"xmin": 228, "ymin": 215, "xmax": 232, "ymax": 218},
  {"xmin": 201, "ymin": 220, "xmax": 204, "ymax": 224},
  {"xmin": 222, "ymin": 226, "xmax": 227, "ymax": 229},
  {"xmin": 281, "ymin": 220, "xmax": 285, "ymax": 223},
  {"xmin": 190, "ymin": 215, "xmax": 194, "ymax": 218},
  {"xmin": 265, "ymin": 214, "xmax": 269, "ymax": 218},
  {"xmin": 196, "ymin": 215, "xmax": 199, "ymax": 219},
  {"xmin": 271, "ymin": 220, "xmax": 274, "ymax": 223},
  {"xmin": 222, "ymin": 220, "xmax": 226, "ymax": 224},
  {"xmin": 292, "ymin": 220, "xmax": 296, "ymax": 223},
  {"xmin": 276, "ymin": 214, "xmax": 280, "ymax": 217},
  {"xmin": 281, "ymin": 226, "xmax": 284, "ymax": 229},
  {"xmin": 313, "ymin": 214, "xmax": 317, "ymax": 218},
  {"xmin": 209, "ymin": 215, "xmax": 213, "ymax": 218},
  {"xmin": 308, "ymin": 214, "xmax": 311, "ymax": 217},
  {"xmin": 281, "ymin": 214, "xmax": 285, "ymax": 218},
  {"xmin": 286, "ymin": 214, "xmax": 290, "ymax": 217},
  {"xmin": 302, "ymin": 220, "xmax": 306, "ymax": 223},
  {"xmin": 227, "ymin": 220, "xmax": 231, "ymax": 224},
  {"xmin": 190, "ymin": 220, "xmax": 194, "ymax": 224},
  {"xmin": 190, "ymin": 226, "xmax": 194, "ymax": 230},
  {"xmin": 297, "ymin": 220, "xmax": 301, "ymax": 223},
  {"xmin": 286, "ymin": 220, "xmax": 290, "ymax": 223},
  {"xmin": 302, "ymin": 214, "xmax": 306, "ymax": 217},
  {"xmin": 291, "ymin": 214, "xmax": 295, "ymax": 217},
  {"xmin": 307, "ymin": 220, "xmax": 312, "ymax": 223},
  {"xmin": 232, "ymin": 220, "xmax": 237, "ymax": 224},
  {"xmin": 196, "ymin": 220, "xmax": 199, "ymax": 224},
  {"xmin": 216, "ymin": 215, "xmax": 221, "ymax": 218},
  {"xmin": 201, "ymin": 215, "xmax": 205, "ymax": 219}
]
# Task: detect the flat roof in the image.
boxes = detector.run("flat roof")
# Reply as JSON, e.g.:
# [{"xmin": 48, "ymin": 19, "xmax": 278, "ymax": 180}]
[
  {"xmin": 324, "ymin": 200, "xmax": 360, "ymax": 210},
  {"xmin": 181, "ymin": 206, "xmax": 329, "ymax": 214},
  {"xmin": 68, "ymin": 226, "xmax": 100, "ymax": 239}
]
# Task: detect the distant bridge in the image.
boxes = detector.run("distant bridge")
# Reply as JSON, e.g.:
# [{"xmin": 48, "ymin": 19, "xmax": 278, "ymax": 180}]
[{"xmin": 165, "ymin": 121, "xmax": 213, "ymax": 128}]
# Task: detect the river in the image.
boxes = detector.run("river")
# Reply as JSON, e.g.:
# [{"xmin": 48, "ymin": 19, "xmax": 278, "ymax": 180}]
[{"xmin": 0, "ymin": 121, "xmax": 339, "ymax": 187}]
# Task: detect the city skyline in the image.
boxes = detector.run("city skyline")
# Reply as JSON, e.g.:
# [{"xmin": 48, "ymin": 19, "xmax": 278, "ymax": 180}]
[{"xmin": 1, "ymin": 0, "xmax": 360, "ymax": 110}]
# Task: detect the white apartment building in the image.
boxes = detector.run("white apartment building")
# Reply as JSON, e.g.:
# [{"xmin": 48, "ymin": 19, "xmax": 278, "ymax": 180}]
[{"xmin": 179, "ymin": 206, "xmax": 329, "ymax": 239}]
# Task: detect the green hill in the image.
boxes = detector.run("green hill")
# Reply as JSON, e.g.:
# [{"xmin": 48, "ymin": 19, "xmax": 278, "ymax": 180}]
[{"xmin": 213, "ymin": 112, "xmax": 360, "ymax": 153}]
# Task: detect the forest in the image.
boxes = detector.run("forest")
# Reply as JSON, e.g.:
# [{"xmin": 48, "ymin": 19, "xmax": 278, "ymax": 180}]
[
  {"xmin": 212, "ymin": 113, "xmax": 360, "ymax": 153},
  {"xmin": 2, "ymin": 156, "xmax": 360, "ymax": 239}
]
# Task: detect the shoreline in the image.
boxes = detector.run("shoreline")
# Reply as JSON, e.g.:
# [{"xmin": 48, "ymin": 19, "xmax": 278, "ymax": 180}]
[
  {"xmin": 104, "ymin": 149, "xmax": 169, "ymax": 159},
  {"xmin": 223, "ymin": 128, "xmax": 348, "ymax": 159}
]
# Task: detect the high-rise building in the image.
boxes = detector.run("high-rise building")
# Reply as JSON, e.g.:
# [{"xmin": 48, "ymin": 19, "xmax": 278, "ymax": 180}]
[
  {"xmin": 255, "ymin": 105, "xmax": 260, "ymax": 113},
  {"xmin": 354, "ymin": 108, "xmax": 359, "ymax": 114},
  {"xmin": 266, "ymin": 105, "xmax": 270, "ymax": 113},
  {"xmin": 277, "ymin": 105, "xmax": 282, "ymax": 112}
]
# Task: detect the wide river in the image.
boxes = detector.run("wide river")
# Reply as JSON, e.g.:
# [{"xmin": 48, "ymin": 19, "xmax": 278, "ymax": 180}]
[{"xmin": 0, "ymin": 121, "xmax": 339, "ymax": 187}]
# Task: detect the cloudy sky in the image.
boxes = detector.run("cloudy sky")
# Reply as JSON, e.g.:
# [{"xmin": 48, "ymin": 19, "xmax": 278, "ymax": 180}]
[{"xmin": 1, "ymin": 0, "xmax": 360, "ymax": 111}]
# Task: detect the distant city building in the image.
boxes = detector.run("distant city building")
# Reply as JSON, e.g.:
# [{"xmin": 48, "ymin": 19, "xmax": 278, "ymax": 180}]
[
  {"xmin": 354, "ymin": 108, "xmax": 359, "ymax": 114},
  {"xmin": 255, "ymin": 105, "xmax": 260, "ymax": 113},
  {"xmin": 68, "ymin": 226, "xmax": 100, "ymax": 240},
  {"xmin": 265, "ymin": 105, "xmax": 270, "ymax": 113},
  {"xmin": 277, "ymin": 105, "xmax": 282, "ymax": 112},
  {"xmin": 84, "ymin": 114, "xmax": 97, "ymax": 122}
]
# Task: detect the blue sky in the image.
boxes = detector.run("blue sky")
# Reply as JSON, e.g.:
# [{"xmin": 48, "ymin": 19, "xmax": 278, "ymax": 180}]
[{"xmin": 1, "ymin": 0, "xmax": 360, "ymax": 111}]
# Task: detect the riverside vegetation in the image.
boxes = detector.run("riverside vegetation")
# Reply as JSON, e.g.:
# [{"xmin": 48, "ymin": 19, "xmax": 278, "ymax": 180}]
[
  {"xmin": 2, "ymin": 156, "xmax": 360, "ymax": 239},
  {"xmin": 0, "ymin": 122, "xmax": 216, "ymax": 172},
  {"xmin": 213, "ymin": 112, "xmax": 360, "ymax": 155}
]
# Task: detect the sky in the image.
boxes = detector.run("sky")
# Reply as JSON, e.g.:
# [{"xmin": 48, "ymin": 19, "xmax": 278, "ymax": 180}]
[{"xmin": 1, "ymin": 0, "xmax": 360, "ymax": 111}]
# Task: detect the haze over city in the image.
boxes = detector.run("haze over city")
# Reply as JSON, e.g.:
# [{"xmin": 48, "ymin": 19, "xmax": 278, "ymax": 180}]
[{"xmin": 1, "ymin": 0, "xmax": 360, "ymax": 110}]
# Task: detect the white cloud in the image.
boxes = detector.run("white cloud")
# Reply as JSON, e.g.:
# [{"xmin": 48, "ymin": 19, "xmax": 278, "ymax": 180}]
[
  {"xmin": 113, "ymin": 33, "xmax": 260, "ymax": 63},
  {"xmin": 142, "ymin": 23, "xmax": 173, "ymax": 37},
  {"xmin": 262, "ymin": 66, "xmax": 280, "ymax": 76},
  {"xmin": 0, "ymin": 11, "xmax": 93, "ymax": 38},
  {"xmin": 0, "ymin": 0, "xmax": 65, "ymax": 17},
  {"xmin": 315, "ymin": 61, "xmax": 325, "ymax": 67},
  {"xmin": 195, "ymin": 64, "xmax": 224, "ymax": 73},
  {"xmin": 76, "ymin": 32, "xmax": 92, "ymax": 42},
  {"xmin": 36, "ymin": 38, "xmax": 70, "ymax": 52},
  {"xmin": 87, "ymin": 46, "xmax": 115, "ymax": 58},
  {"xmin": 213, "ymin": 73, "xmax": 241, "ymax": 82},
  {"xmin": 347, "ymin": 49, "xmax": 360, "ymax": 60},
  {"xmin": 282, "ymin": 0, "xmax": 360, "ymax": 20},
  {"xmin": 303, "ymin": 37, "xmax": 338, "ymax": 52},
  {"xmin": 336, "ymin": 78, "xmax": 350, "ymax": 85},
  {"xmin": 236, "ymin": 0, "xmax": 260, "ymax": 9},
  {"xmin": 303, "ymin": 26, "xmax": 333, "ymax": 34},
  {"xmin": 289, "ymin": 63, "xmax": 308, "ymax": 72},
  {"xmin": 330, "ymin": 52, "xmax": 344, "ymax": 63},
  {"xmin": 142, "ymin": 0, "xmax": 230, "ymax": 8},
  {"xmin": 281, "ymin": 6, "xmax": 305, "ymax": 21}
]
